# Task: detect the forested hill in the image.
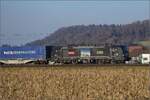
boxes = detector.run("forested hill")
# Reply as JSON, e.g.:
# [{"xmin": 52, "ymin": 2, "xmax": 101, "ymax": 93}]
[{"xmin": 26, "ymin": 20, "xmax": 150, "ymax": 46}]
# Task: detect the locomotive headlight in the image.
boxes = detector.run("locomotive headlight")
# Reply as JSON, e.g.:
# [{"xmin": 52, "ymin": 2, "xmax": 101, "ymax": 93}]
[{"xmin": 115, "ymin": 53, "xmax": 119, "ymax": 56}]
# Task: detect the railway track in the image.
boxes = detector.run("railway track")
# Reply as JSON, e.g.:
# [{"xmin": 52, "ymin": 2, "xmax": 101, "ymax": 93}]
[{"xmin": 0, "ymin": 64, "xmax": 150, "ymax": 67}]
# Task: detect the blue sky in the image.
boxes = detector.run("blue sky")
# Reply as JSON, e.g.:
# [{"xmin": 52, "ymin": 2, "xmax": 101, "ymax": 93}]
[{"xmin": 0, "ymin": 1, "xmax": 149, "ymax": 46}]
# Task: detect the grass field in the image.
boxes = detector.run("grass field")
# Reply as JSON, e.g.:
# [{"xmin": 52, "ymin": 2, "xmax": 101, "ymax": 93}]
[{"xmin": 0, "ymin": 65, "xmax": 150, "ymax": 100}]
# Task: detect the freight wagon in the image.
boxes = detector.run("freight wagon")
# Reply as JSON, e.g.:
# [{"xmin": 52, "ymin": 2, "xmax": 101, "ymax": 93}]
[{"xmin": 0, "ymin": 46, "xmax": 59, "ymax": 64}]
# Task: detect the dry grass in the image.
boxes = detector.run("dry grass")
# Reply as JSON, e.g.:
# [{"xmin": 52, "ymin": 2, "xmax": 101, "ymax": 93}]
[{"xmin": 0, "ymin": 65, "xmax": 150, "ymax": 100}]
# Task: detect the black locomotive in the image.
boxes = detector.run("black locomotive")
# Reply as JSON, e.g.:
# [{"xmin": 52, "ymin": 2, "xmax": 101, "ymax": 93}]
[{"xmin": 53, "ymin": 45, "xmax": 128, "ymax": 64}]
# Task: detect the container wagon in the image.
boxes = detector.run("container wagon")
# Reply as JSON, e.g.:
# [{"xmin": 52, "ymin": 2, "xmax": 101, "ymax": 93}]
[{"xmin": 0, "ymin": 46, "xmax": 54, "ymax": 64}]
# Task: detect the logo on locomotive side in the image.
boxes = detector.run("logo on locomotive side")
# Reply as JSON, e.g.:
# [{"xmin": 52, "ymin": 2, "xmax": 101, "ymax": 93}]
[{"xmin": 68, "ymin": 51, "xmax": 75, "ymax": 55}]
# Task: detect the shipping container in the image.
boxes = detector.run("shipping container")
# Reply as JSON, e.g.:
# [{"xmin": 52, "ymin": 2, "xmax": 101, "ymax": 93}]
[
  {"xmin": 128, "ymin": 45, "xmax": 143, "ymax": 57},
  {"xmin": 0, "ymin": 46, "xmax": 53, "ymax": 64},
  {"xmin": 0, "ymin": 46, "xmax": 46, "ymax": 59}
]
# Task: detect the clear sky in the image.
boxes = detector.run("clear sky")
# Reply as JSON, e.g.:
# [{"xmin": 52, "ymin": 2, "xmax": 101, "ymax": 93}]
[{"xmin": 0, "ymin": 1, "xmax": 149, "ymax": 46}]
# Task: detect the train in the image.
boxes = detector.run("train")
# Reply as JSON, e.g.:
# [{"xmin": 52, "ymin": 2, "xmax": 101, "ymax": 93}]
[
  {"xmin": 0, "ymin": 45, "xmax": 129, "ymax": 65},
  {"xmin": 60, "ymin": 45, "xmax": 128, "ymax": 64}
]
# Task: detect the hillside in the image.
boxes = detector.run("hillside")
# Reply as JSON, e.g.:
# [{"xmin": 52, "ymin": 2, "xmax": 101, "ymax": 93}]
[{"xmin": 26, "ymin": 20, "xmax": 150, "ymax": 46}]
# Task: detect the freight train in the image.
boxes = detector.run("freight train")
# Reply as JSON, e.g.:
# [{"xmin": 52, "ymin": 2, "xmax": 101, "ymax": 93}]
[{"xmin": 0, "ymin": 45, "xmax": 128, "ymax": 65}]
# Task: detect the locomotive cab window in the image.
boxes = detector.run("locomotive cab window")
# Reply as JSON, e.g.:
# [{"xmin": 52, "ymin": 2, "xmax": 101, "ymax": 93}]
[{"xmin": 143, "ymin": 58, "xmax": 148, "ymax": 60}]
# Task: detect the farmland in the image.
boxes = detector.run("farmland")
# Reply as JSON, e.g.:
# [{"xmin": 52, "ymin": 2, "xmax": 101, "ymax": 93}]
[{"xmin": 0, "ymin": 65, "xmax": 150, "ymax": 100}]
